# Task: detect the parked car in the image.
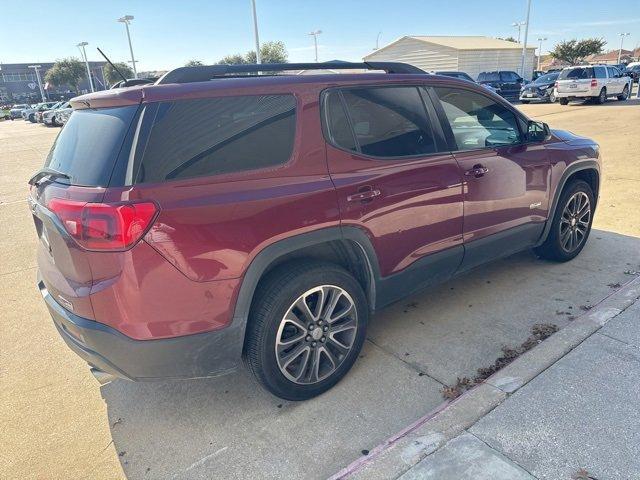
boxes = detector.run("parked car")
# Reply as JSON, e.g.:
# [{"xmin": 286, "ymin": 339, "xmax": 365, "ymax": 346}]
[
  {"xmin": 556, "ymin": 65, "xmax": 632, "ymax": 104},
  {"xmin": 42, "ymin": 102, "xmax": 69, "ymax": 127},
  {"xmin": 36, "ymin": 102, "xmax": 63, "ymax": 123},
  {"xmin": 477, "ymin": 71, "xmax": 524, "ymax": 101},
  {"xmin": 434, "ymin": 71, "xmax": 499, "ymax": 94},
  {"xmin": 22, "ymin": 102, "xmax": 57, "ymax": 123},
  {"xmin": 626, "ymin": 64, "xmax": 640, "ymax": 83},
  {"xmin": 519, "ymin": 72, "xmax": 560, "ymax": 103},
  {"xmin": 55, "ymin": 104, "xmax": 73, "ymax": 125},
  {"xmin": 9, "ymin": 104, "xmax": 30, "ymax": 119},
  {"xmin": 29, "ymin": 62, "xmax": 601, "ymax": 400}
]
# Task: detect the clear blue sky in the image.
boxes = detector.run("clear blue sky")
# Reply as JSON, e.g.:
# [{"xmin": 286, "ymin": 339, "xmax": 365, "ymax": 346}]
[{"xmin": 2, "ymin": 0, "xmax": 638, "ymax": 71}]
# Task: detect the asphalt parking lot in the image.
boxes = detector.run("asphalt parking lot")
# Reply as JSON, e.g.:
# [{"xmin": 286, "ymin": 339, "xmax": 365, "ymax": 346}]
[{"xmin": 1, "ymin": 93, "xmax": 639, "ymax": 479}]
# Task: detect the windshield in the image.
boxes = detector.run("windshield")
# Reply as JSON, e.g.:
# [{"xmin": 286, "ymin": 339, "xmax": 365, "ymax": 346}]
[
  {"xmin": 559, "ymin": 68, "xmax": 594, "ymax": 80},
  {"xmin": 44, "ymin": 106, "xmax": 138, "ymax": 186},
  {"xmin": 479, "ymin": 72, "xmax": 500, "ymax": 82},
  {"xmin": 534, "ymin": 73, "xmax": 558, "ymax": 84}
]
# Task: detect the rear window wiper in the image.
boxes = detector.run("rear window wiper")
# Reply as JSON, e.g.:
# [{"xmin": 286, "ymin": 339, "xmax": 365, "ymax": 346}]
[{"xmin": 28, "ymin": 168, "xmax": 71, "ymax": 186}]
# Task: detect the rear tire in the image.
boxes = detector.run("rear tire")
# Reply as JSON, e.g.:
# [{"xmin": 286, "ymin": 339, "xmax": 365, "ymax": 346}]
[
  {"xmin": 245, "ymin": 261, "xmax": 368, "ymax": 400},
  {"xmin": 534, "ymin": 180, "xmax": 594, "ymax": 262},
  {"xmin": 559, "ymin": 98, "xmax": 569, "ymax": 105},
  {"xmin": 617, "ymin": 85, "xmax": 629, "ymax": 101},
  {"xmin": 594, "ymin": 88, "xmax": 606, "ymax": 104}
]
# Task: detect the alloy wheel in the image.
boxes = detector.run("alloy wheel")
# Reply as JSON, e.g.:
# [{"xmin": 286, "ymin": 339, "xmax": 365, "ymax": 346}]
[
  {"xmin": 559, "ymin": 191, "xmax": 591, "ymax": 253},
  {"xmin": 275, "ymin": 285, "xmax": 357, "ymax": 385}
]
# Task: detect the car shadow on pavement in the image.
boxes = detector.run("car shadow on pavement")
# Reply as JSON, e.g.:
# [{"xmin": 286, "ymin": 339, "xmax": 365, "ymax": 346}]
[{"xmin": 100, "ymin": 228, "xmax": 640, "ymax": 480}]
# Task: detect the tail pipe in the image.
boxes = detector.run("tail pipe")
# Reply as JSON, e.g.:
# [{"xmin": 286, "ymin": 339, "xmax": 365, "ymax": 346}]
[{"xmin": 90, "ymin": 367, "xmax": 118, "ymax": 386}]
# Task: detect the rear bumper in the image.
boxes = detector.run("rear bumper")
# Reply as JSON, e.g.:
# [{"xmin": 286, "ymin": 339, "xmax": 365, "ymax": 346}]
[
  {"xmin": 39, "ymin": 279, "xmax": 244, "ymax": 381},
  {"xmin": 556, "ymin": 89, "xmax": 595, "ymax": 98}
]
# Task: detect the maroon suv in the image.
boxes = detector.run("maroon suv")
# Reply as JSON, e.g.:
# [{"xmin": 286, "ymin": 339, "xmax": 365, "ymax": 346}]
[{"xmin": 29, "ymin": 62, "xmax": 600, "ymax": 400}]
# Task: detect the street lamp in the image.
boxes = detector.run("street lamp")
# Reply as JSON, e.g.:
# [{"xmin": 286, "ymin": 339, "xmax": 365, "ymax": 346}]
[
  {"xmin": 76, "ymin": 42, "xmax": 95, "ymax": 92},
  {"xmin": 374, "ymin": 31, "xmax": 382, "ymax": 50},
  {"xmin": 511, "ymin": 21, "xmax": 526, "ymax": 43},
  {"xmin": 618, "ymin": 33, "xmax": 630, "ymax": 64},
  {"xmin": 250, "ymin": 0, "xmax": 261, "ymax": 64},
  {"xmin": 519, "ymin": 0, "xmax": 532, "ymax": 78},
  {"xmin": 309, "ymin": 30, "xmax": 322, "ymax": 62},
  {"xmin": 117, "ymin": 15, "xmax": 138, "ymax": 78},
  {"xmin": 537, "ymin": 37, "xmax": 547, "ymax": 71},
  {"xmin": 28, "ymin": 65, "xmax": 46, "ymax": 102}
]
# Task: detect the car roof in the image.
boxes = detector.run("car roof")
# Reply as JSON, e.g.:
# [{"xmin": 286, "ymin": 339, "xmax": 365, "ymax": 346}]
[{"xmin": 70, "ymin": 72, "xmax": 483, "ymax": 109}]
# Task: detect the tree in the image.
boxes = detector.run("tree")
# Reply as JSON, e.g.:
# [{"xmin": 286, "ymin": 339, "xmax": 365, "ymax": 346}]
[
  {"xmin": 103, "ymin": 62, "xmax": 134, "ymax": 86},
  {"xmin": 217, "ymin": 41, "xmax": 288, "ymax": 65},
  {"xmin": 44, "ymin": 58, "xmax": 86, "ymax": 92},
  {"xmin": 185, "ymin": 59, "xmax": 204, "ymax": 67},
  {"xmin": 497, "ymin": 36, "xmax": 518, "ymax": 43},
  {"xmin": 549, "ymin": 38, "xmax": 607, "ymax": 65}
]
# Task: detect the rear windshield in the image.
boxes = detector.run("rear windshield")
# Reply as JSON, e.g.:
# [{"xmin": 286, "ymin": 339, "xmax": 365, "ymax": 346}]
[
  {"xmin": 44, "ymin": 106, "xmax": 138, "ymax": 186},
  {"xmin": 559, "ymin": 68, "xmax": 594, "ymax": 80},
  {"xmin": 478, "ymin": 72, "xmax": 500, "ymax": 82}
]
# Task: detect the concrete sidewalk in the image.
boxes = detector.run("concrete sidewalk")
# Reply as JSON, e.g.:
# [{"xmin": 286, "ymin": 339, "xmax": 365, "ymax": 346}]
[{"xmin": 334, "ymin": 277, "xmax": 640, "ymax": 480}]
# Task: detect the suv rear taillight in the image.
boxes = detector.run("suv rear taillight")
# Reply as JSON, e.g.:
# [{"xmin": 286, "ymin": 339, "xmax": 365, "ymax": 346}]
[
  {"xmin": 47, "ymin": 198, "xmax": 158, "ymax": 251},
  {"xmin": 554, "ymin": 81, "xmax": 558, "ymax": 89},
  {"xmin": 591, "ymin": 79, "xmax": 597, "ymax": 87}
]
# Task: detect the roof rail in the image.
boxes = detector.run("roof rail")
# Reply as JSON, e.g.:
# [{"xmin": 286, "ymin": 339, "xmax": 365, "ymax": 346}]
[
  {"xmin": 156, "ymin": 62, "xmax": 425, "ymax": 85},
  {"xmin": 110, "ymin": 78, "xmax": 157, "ymax": 89}
]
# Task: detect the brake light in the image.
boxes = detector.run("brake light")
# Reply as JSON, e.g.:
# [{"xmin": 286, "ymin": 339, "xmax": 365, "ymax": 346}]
[
  {"xmin": 554, "ymin": 81, "xmax": 558, "ymax": 88},
  {"xmin": 47, "ymin": 198, "xmax": 158, "ymax": 251},
  {"xmin": 591, "ymin": 79, "xmax": 597, "ymax": 87}
]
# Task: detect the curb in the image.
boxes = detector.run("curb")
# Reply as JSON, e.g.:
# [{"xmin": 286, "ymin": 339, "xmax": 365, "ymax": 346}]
[{"xmin": 329, "ymin": 275, "xmax": 640, "ymax": 480}]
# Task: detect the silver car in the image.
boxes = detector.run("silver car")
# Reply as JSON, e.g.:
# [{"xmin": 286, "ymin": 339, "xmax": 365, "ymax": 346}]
[{"xmin": 42, "ymin": 102, "xmax": 70, "ymax": 127}]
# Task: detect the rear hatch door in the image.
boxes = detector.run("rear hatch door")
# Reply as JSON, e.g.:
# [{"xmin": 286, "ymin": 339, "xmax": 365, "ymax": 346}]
[
  {"xmin": 557, "ymin": 67, "xmax": 593, "ymax": 93},
  {"xmin": 30, "ymin": 104, "xmax": 140, "ymax": 318}
]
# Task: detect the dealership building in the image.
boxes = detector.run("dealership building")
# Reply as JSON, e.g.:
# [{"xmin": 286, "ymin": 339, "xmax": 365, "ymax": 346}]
[
  {"xmin": 364, "ymin": 36, "xmax": 537, "ymax": 80},
  {"xmin": 0, "ymin": 62, "xmax": 108, "ymax": 103}
]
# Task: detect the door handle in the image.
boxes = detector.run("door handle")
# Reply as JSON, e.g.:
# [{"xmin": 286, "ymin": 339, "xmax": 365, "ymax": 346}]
[
  {"xmin": 347, "ymin": 188, "xmax": 381, "ymax": 203},
  {"xmin": 464, "ymin": 164, "xmax": 489, "ymax": 178}
]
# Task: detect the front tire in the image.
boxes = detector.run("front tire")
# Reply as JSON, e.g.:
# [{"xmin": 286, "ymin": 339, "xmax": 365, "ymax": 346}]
[
  {"xmin": 548, "ymin": 90, "xmax": 557, "ymax": 103},
  {"xmin": 617, "ymin": 85, "xmax": 629, "ymax": 101},
  {"xmin": 534, "ymin": 180, "xmax": 594, "ymax": 262},
  {"xmin": 245, "ymin": 262, "xmax": 368, "ymax": 400}
]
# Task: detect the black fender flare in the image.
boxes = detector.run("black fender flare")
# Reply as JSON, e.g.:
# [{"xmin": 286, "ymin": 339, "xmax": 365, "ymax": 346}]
[
  {"xmin": 229, "ymin": 225, "xmax": 381, "ymax": 354},
  {"xmin": 535, "ymin": 159, "xmax": 600, "ymax": 246}
]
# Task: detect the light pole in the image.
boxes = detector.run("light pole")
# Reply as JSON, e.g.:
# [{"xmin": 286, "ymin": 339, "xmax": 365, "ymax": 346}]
[
  {"xmin": 117, "ymin": 15, "xmax": 138, "ymax": 78},
  {"xmin": 76, "ymin": 42, "xmax": 95, "ymax": 92},
  {"xmin": 309, "ymin": 30, "xmax": 322, "ymax": 62},
  {"xmin": 520, "ymin": 0, "xmax": 532, "ymax": 78},
  {"xmin": 618, "ymin": 33, "xmax": 630, "ymax": 64},
  {"xmin": 374, "ymin": 31, "xmax": 382, "ymax": 50},
  {"xmin": 28, "ymin": 65, "xmax": 46, "ymax": 102},
  {"xmin": 537, "ymin": 37, "xmax": 547, "ymax": 71},
  {"xmin": 511, "ymin": 21, "xmax": 526, "ymax": 43},
  {"xmin": 250, "ymin": 0, "xmax": 261, "ymax": 64}
]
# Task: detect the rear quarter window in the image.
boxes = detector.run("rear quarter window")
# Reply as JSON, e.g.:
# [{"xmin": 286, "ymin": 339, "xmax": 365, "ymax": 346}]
[{"xmin": 135, "ymin": 94, "xmax": 296, "ymax": 183}]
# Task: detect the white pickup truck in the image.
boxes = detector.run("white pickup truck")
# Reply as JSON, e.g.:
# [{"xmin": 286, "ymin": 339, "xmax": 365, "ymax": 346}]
[{"xmin": 556, "ymin": 65, "xmax": 631, "ymax": 105}]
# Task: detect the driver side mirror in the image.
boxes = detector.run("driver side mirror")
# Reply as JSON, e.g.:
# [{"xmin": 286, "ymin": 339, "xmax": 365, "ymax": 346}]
[{"xmin": 526, "ymin": 120, "xmax": 550, "ymax": 143}]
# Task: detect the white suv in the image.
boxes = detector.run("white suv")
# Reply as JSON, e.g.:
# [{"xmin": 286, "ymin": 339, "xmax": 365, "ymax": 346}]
[{"xmin": 556, "ymin": 65, "xmax": 631, "ymax": 105}]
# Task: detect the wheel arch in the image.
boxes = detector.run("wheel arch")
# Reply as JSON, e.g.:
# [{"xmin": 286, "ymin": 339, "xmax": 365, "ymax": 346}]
[
  {"xmin": 535, "ymin": 160, "xmax": 600, "ymax": 247},
  {"xmin": 230, "ymin": 227, "xmax": 380, "ymax": 349}
]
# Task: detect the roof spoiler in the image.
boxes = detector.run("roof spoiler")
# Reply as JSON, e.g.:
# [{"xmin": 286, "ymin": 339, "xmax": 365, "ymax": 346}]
[{"xmin": 156, "ymin": 62, "xmax": 425, "ymax": 85}]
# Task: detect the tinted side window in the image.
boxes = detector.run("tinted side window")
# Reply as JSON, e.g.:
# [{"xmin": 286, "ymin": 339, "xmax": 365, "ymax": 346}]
[
  {"xmin": 434, "ymin": 87, "xmax": 522, "ymax": 150},
  {"xmin": 136, "ymin": 95, "xmax": 296, "ymax": 183},
  {"xmin": 324, "ymin": 91, "xmax": 357, "ymax": 152},
  {"xmin": 594, "ymin": 67, "xmax": 607, "ymax": 79},
  {"xmin": 337, "ymin": 87, "xmax": 437, "ymax": 158}
]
